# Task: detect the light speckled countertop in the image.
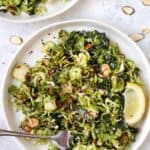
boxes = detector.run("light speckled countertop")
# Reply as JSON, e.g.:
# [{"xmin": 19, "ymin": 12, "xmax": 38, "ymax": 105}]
[{"xmin": 0, "ymin": 0, "xmax": 150, "ymax": 149}]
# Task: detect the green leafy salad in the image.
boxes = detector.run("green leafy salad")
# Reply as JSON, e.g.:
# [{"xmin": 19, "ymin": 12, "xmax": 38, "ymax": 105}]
[
  {"xmin": 0, "ymin": 0, "xmax": 69, "ymax": 16},
  {"xmin": 8, "ymin": 30, "xmax": 142, "ymax": 150}
]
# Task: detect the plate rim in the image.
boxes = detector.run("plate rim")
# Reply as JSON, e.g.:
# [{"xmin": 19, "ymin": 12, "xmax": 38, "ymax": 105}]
[
  {"xmin": 1, "ymin": 19, "xmax": 150, "ymax": 150},
  {"xmin": 0, "ymin": 0, "xmax": 79, "ymax": 23}
]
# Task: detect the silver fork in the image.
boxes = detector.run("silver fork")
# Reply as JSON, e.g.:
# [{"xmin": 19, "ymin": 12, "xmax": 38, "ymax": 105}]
[{"xmin": 0, "ymin": 129, "xmax": 71, "ymax": 150}]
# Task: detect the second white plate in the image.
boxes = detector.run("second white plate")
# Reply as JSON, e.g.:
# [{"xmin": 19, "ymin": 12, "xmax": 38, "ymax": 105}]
[{"xmin": 0, "ymin": 0, "xmax": 78, "ymax": 23}]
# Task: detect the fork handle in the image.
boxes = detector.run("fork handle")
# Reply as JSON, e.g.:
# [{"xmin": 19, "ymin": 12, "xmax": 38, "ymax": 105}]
[{"xmin": 0, "ymin": 129, "xmax": 52, "ymax": 139}]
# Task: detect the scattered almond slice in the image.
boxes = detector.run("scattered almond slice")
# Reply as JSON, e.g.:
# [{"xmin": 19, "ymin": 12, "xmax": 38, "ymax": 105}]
[
  {"xmin": 122, "ymin": 6, "xmax": 135, "ymax": 15},
  {"xmin": 142, "ymin": 0, "xmax": 150, "ymax": 6},
  {"xmin": 9, "ymin": 35, "xmax": 23, "ymax": 45},
  {"xmin": 142, "ymin": 27, "xmax": 150, "ymax": 34},
  {"xmin": 129, "ymin": 33, "xmax": 144, "ymax": 42}
]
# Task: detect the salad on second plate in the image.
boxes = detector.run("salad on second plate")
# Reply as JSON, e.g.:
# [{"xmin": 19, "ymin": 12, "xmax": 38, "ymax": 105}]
[{"xmin": 0, "ymin": 0, "xmax": 69, "ymax": 16}]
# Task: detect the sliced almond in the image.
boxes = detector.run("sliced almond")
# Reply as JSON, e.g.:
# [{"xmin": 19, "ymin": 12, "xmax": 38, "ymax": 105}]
[
  {"xmin": 24, "ymin": 126, "xmax": 32, "ymax": 133},
  {"xmin": 142, "ymin": 27, "xmax": 150, "ymax": 34},
  {"xmin": 9, "ymin": 35, "xmax": 23, "ymax": 45},
  {"xmin": 23, "ymin": 118, "xmax": 39, "ymax": 130},
  {"xmin": 98, "ymin": 89, "xmax": 107, "ymax": 95},
  {"xmin": 88, "ymin": 111, "xmax": 98, "ymax": 119},
  {"xmin": 142, "ymin": 0, "xmax": 150, "ymax": 6},
  {"xmin": 101, "ymin": 64, "xmax": 111, "ymax": 78},
  {"xmin": 27, "ymin": 118, "xmax": 39, "ymax": 128},
  {"xmin": 96, "ymin": 140, "xmax": 102, "ymax": 146},
  {"xmin": 129, "ymin": 33, "xmax": 144, "ymax": 42},
  {"xmin": 122, "ymin": 6, "xmax": 135, "ymax": 15}
]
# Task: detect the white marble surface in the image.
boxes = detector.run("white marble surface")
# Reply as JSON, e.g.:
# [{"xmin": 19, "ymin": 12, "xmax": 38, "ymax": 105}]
[{"xmin": 0, "ymin": 0, "xmax": 150, "ymax": 149}]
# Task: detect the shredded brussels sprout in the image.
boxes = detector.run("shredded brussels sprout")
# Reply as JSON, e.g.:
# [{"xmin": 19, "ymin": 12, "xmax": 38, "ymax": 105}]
[{"xmin": 8, "ymin": 30, "xmax": 141, "ymax": 150}]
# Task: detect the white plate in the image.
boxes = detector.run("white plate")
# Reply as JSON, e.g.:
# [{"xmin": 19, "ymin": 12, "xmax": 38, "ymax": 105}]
[
  {"xmin": 0, "ymin": 0, "xmax": 78, "ymax": 23},
  {"xmin": 1, "ymin": 19, "xmax": 150, "ymax": 150}
]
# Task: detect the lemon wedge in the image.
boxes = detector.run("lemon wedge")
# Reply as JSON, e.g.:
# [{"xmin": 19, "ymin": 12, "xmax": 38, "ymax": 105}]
[{"xmin": 124, "ymin": 82, "xmax": 145, "ymax": 126}]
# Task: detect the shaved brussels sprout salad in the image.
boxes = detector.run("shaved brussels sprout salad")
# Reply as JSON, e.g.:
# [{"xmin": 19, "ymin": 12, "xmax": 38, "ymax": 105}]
[
  {"xmin": 0, "ymin": 0, "xmax": 69, "ymax": 16},
  {"xmin": 8, "ymin": 30, "xmax": 142, "ymax": 150}
]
